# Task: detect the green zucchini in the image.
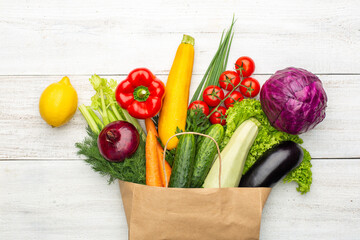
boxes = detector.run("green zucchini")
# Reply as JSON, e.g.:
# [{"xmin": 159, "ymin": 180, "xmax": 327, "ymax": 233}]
[
  {"xmin": 168, "ymin": 134, "xmax": 196, "ymax": 188},
  {"xmin": 190, "ymin": 124, "xmax": 224, "ymax": 188},
  {"xmin": 203, "ymin": 118, "xmax": 260, "ymax": 188}
]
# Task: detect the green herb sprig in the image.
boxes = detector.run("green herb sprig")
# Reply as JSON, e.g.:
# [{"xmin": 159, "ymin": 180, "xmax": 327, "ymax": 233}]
[
  {"xmin": 76, "ymin": 127, "xmax": 146, "ymax": 184},
  {"xmin": 76, "ymin": 75, "xmax": 147, "ymax": 183}
]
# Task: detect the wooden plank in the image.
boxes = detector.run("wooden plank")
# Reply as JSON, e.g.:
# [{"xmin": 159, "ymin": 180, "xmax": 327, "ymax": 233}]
[
  {"xmin": 0, "ymin": 74, "xmax": 358, "ymax": 160},
  {"xmin": 0, "ymin": 160, "xmax": 128, "ymax": 239},
  {"xmin": 0, "ymin": 0, "xmax": 359, "ymax": 74},
  {"xmin": 0, "ymin": 159, "xmax": 359, "ymax": 239},
  {"xmin": 261, "ymin": 159, "xmax": 360, "ymax": 239}
]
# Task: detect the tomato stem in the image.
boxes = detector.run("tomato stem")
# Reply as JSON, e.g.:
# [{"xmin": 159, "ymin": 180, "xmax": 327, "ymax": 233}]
[
  {"xmin": 207, "ymin": 70, "xmax": 245, "ymax": 118},
  {"xmin": 206, "ymin": 86, "xmax": 223, "ymax": 101},
  {"xmin": 220, "ymin": 74, "xmax": 236, "ymax": 90}
]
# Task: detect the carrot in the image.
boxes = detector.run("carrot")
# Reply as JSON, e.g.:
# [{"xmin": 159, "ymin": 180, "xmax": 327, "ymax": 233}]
[
  {"xmin": 145, "ymin": 118, "xmax": 157, "ymax": 135},
  {"xmin": 157, "ymin": 144, "xmax": 172, "ymax": 186},
  {"xmin": 146, "ymin": 129, "xmax": 163, "ymax": 187},
  {"xmin": 145, "ymin": 118, "xmax": 172, "ymax": 186}
]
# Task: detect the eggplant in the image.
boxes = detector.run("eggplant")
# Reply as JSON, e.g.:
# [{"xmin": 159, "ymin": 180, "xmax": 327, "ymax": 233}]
[{"xmin": 239, "ymin": 141, "xmax": 303, "ymax": 188}]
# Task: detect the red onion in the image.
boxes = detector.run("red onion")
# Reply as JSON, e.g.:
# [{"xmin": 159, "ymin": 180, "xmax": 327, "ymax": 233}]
[{"xmin": 97, "ymin": 121, "xmax": 140, "ymax": 162}]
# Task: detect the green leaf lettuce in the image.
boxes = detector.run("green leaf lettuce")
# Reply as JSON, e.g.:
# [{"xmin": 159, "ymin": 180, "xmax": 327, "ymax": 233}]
[{"xmin": 222, "ymin": 99, "xmax": 312, "ymax": 194}]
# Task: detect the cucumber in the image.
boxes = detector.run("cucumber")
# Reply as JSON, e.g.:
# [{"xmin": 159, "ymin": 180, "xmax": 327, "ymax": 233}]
[
  {"xmin": 203, "ymin": 118, "xmax": 260, "ymax": 188},
  {"xmin": 190, "ymin": 124, "xmax": 224, "ymax": 188},
  {"xmin": 168, "ymin": 134, "xmax": 196, "ymax": 188}
]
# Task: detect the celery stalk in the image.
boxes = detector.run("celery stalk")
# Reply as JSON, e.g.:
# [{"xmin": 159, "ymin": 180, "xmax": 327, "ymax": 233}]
[
  {"xmin": 79, "ymin": 104, "xmax": 100, "ymax": 134},
  {"xmin": 107, "ymin": 109, "xmax": 117, "ymax": 123},
  {"xmin": 110, "ymin": 103, "xmax": 123, "ymax": 121},
  {"xmin": 99, "ymin": 89, "xmax": 110, "ymax": 125},
  {"xmin": 86, "ymin": 106, "xmax": 104, "ymax": 130},
  {"xmin": 122, "ymin": 109, "xmax": 146, "ymax": 141}
]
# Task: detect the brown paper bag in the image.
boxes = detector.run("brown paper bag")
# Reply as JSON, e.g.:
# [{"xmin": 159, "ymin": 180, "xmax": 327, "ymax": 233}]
[
  {"xmin": 119, "ymin": 181, "xmax": 271, "ymax": 240},
  {"xmin": 119, "ymin": 132, "xmax": 271, "ymax": 240}
]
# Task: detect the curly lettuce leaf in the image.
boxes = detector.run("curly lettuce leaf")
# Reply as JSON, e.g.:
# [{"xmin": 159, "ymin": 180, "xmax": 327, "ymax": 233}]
[
  {"xmin": 223, "ymin": 99, "xmax": 312, "ymax": 194},
  {"xmin": 284, "ymin": 148, "xmax": 312, "ymax": 194}
]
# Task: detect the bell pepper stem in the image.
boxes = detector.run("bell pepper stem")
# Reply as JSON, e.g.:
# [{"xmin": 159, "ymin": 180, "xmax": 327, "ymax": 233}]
[{"xmin": 133, "ymin": 86, "xmax": 150, "ymax": 102}]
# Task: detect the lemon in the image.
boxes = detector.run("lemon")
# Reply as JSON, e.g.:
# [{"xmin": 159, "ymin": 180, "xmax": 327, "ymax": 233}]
[{"xmin": 39, "ymin": 76, "xmax": 78, "ymax": 127}]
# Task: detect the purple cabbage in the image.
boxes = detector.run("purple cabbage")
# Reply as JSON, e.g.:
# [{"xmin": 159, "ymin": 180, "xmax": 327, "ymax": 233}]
[{"xmin": 260, "ymin": 67, "xmax": 327, "ymax": 135}]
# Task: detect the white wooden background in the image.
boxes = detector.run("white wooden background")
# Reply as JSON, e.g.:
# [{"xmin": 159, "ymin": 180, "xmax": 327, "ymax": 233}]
[{"xmin": 1, "ymin": 0, "xmax": 360, "ymax": 239}]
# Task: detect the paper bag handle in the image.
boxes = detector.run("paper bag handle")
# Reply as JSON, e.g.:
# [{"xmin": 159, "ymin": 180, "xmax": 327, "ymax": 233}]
[{"xmin": 162, "ymin": 132, "xmax": 222, "ymax": 188}]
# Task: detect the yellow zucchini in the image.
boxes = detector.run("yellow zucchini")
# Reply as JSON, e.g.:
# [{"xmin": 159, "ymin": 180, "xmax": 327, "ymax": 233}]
[{"xmin": 158, "ymin": 35, "xmax": 195, "ymax": 149}]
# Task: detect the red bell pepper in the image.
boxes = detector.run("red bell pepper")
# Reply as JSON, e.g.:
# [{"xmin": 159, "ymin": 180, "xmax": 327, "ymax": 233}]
[{"xmin": 115, "ymin": 68, "xmax": 165, "ymax": 119}]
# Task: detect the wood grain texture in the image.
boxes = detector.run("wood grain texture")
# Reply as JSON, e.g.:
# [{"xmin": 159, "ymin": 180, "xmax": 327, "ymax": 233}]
[
  {"xmin": 261, "ymin": 159, "xmax": 360, "ymax": 240},
  {"xmin": 1, "ymin": 1, "xmax": 360, "ymax": 239},
  {"xmin": 0, "ymin": 160, "xmax": 127, "ymax": 240},
  {"xmin": 0, "ymin": 160, "xmax": 359, "ymax": 240},
  {"xmin": 0, "ymin": 74, "xmax": 358, "ymax": 160},
  {"xmin": 0, "ymin": 0, "xmax": 359, "ymax": 75}
]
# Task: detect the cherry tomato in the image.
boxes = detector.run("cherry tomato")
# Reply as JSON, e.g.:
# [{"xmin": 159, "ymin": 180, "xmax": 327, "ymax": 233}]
[
  {"xmin": 209, "ymin": 106, "xmax": 227, "ymax": 125},
  {"xmin": 219, "ymin": 70, "xmax": 240, "ymax": 91},
  {"xmin": 235, "ymin": 56, "xmax": 255, "ymax": 77},
  {"xmin": 224, "ymin": 91, "xmax": 244, "ymax": 109},
  {"xmin": 239, "ymin": 77, "xmax": 260, "ymax": 98},
  {"xmin": 188, "ymin": 100, "xmax": 210, "ymax": 116},
  {"xmin": 202, "ymin": 85, "xmax": 224, "ymax": 107}
]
